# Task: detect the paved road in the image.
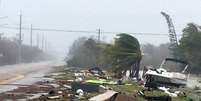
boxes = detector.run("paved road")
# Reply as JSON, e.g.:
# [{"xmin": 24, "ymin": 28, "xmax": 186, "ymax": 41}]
[{"xmin": 0, "ymin": 61, "xmax": 65, "ymax": 92}]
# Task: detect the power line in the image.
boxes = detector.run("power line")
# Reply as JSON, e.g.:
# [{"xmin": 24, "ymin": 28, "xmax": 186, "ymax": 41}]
[
  {"xmin": 0, "ymin": 25, "xmax": 182, "ymax": 36},
  {"xmin": 0, "ymin": 26, "xmax": 96, "ymax": 33}
]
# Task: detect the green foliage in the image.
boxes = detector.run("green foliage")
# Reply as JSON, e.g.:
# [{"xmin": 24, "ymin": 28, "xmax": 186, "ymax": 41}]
[
  {"xmin": 67, "ymin": 37, "xmax": 97, "ymax": 67},
  {"xmin": 105, "ymin": 33, "xmax": 142, "ymax": 77},
  {"xmin": 109, "ymin": 84, "xmax": 143, "ymax": 93},
  {"xmin": 178, "ymin": 23, "xmax": 201, "ymax": 73},
  {"xmin": 67, "ymin": 37, "xmax": 108, "ymax": 68}
]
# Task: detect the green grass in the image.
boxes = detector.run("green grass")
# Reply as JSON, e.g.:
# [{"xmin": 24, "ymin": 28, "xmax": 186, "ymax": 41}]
[
  {"xmin": 109, "ymin": 84, "xmax": 143, "ymax": 93},
  {"xmin": 51, "ymin": 68, "xmax": 76, "ymax": 80},
  {"xmin": 56, "ymin": 72, "xmax": 75, "ymax": 80},
  {"xmin": 84, "ymin": 75, "xmax": 98, "ymax": 80}
]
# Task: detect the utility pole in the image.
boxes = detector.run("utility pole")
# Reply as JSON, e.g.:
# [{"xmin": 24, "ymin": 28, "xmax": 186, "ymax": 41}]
[
  {"xmin": 44, "ymin": 38, "xmax": 46, "ymax": 52},
  {"xmin": 18, "ymin": 14, "xmax": 22, "ymax": 63},
  {"xmin": 42, "ymin": 34, "xmax": 44, "ymax": 51},
  {"xmin": 97, "ymin": 28, "xmax": 101, "ymax": 43},
  {"xmin": 96, "ymin": 28, "xmax": 101, "ymax": 67},
  {"xmin": 30, "ymin": 24, "xmax": 33, "ymax": 47},
  {"xmin": 37, "ymin": 34, "xmax": 40, "ymax": 49},
  {"xmin": 45, "ymin": 41, "xmax": 48, "ymax": 52}
]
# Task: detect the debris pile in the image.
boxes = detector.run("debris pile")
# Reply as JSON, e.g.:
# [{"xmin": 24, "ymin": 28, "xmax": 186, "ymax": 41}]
[{"xmin": 0, "ymin": 65, "xmax": 200, "ymax": 101}]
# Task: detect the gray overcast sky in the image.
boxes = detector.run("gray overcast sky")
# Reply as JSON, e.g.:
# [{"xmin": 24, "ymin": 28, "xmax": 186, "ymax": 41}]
[{"xmin": 0, "ymin": 0, "xmax": 201, "ymax": 56}]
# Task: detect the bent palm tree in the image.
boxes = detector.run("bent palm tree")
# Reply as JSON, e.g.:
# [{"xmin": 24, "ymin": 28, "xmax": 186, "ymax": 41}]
[{"xmin": 107, "ymin": 33, "xmax": 142, "ymax": 79}]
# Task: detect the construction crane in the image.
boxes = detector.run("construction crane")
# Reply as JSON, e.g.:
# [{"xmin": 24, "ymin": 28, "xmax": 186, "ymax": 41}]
[{"xmin": 161, "ymin": 12, "xmax": 179, "ymax": 50}]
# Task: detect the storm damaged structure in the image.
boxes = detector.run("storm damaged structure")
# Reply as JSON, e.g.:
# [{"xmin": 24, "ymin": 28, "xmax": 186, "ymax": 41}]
[{"xmin": 143, "ymin": 58, "xmax": 189, "ymax": 88}]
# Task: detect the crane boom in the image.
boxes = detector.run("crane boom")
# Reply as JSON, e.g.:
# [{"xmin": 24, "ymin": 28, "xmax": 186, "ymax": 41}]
[{"xmin": 161, "ymin": 12, "xmax": 178, "ymax": 49}]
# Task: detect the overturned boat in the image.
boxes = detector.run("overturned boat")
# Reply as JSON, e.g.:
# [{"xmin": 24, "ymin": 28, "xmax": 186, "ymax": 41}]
[{"xmin": 143, "ymin": 58, "xmax": 189, "ymax": 88}]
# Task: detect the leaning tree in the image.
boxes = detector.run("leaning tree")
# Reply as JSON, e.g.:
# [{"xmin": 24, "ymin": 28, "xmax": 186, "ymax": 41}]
[{"xmin": 106, "ymin": 33, "xmax": 142, "ymax": 79}]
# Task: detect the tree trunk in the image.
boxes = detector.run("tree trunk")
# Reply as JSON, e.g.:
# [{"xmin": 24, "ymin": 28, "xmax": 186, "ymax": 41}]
[
  {"xmin": 134, "ymin": 61, "xmax": 140, "ymax": 79},
  {"xmin": 130, "ymin": 60, "xmax": 141, "ymax": 80}
]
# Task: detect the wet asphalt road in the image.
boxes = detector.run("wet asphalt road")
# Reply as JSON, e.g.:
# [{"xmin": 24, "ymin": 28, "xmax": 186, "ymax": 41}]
[{"xmin": 0, "ymin": 60, "xmax": 65, "ymax": 93}]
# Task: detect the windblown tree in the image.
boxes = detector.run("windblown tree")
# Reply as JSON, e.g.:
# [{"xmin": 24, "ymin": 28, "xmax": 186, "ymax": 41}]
[
  {"xmin": 66, "ymin": 36, "xmax": 113, "ymax": 69},
  {"xmin": 178, "ymin": 23, "xmax": 201, "ymax": 73},
  {"xmin": 106, "ymin": 33, "xmax": 142, "ymax": 79},
  {"xmin": 67, "ymin": 37, "xmax": 103, "ymax": 68}
]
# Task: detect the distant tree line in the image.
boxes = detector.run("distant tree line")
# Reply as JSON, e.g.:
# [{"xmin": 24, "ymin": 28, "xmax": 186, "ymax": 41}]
[
  {"xmin": 141, "ymin": 43, "xmax": 171, "ymax": 68},
  {"xmin": 0, "ymin": 37, "xmax": 50, "ymax": 66}
]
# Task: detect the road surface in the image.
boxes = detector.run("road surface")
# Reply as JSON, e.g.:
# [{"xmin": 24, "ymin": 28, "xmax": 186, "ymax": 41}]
[{"xmin": 0, "ymin": 61, "xmax": 65, "ymax": 93}]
